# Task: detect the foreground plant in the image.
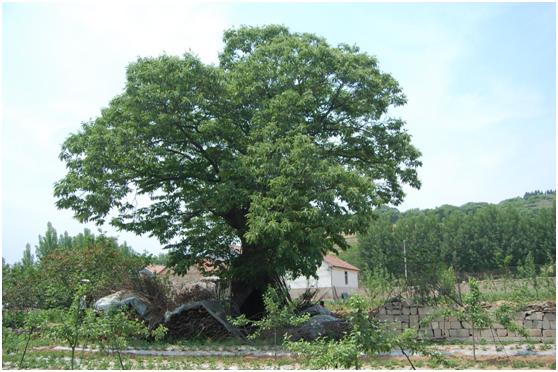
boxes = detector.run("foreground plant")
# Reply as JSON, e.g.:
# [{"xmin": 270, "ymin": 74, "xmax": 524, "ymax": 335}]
[
  {"xmin": 230, "ymin": 287, "xmax": 309, "ymax": 355},
  {"xmin": 17, "ymin": 310, "xmax": 47, "ymax": 368},
  {"xmin": 48, "ymin": 283, "xmax": 89, "ymax": 369},
  {"xmin": 286, "ymin": 336, "xmax": 360, "ymax": 369},
  {"xmin": 425, "ymin": 277, "xmax": 530, "ymax": 361},
  {"xmin": 86, "ymin": 307, "xmax": 168, "ymax": 369},
  {"xmin": 285, "ymin": 295, "xmax": 439, "ymax": 369}
]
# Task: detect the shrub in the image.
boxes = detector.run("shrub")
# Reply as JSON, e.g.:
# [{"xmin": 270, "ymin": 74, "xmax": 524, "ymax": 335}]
[
  {"xmin": 47, "ymin": 284, "xmax": 90, "ymax": 369},
  {"xmin": 2, "ymin": 310, "xmax": 26, "ymax": 329},
  {"xmin": 86, "ymin": 308, "xmax": 151, "ymax": 369},
  {"xmin": 286, "ymin": 294, "xmax": 440, "ymax": 369}
]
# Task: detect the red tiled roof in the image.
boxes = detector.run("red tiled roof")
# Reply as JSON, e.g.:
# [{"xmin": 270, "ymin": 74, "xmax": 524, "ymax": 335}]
[
  {"xmin": 145, "ymin": 264, "xmax": 168, "ymax": 275},
  {"xmin": 324, "ymin": 255, "xmax": 360, "ymax": 271},
  {"xmin": 144, "ymin": 260, "xmax": 218, "ymax": 275}
]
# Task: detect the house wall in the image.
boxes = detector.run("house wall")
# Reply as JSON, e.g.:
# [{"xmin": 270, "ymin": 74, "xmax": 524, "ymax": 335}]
[
  {"xmin": 331, "ymin": 268, "xmax": 358, "ymax": 288},
  {"xmin": 287, "ymin": 263, "xmax": 361, "ymax": 300},
  {"xmin": 286, "ymin": 261, "xmax": 331, "ymax": 289}
]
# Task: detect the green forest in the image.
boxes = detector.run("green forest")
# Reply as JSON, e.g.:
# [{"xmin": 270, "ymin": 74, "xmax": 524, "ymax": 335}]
[{"xmin": 340, "ymin": 190, "xmax": 556, "ymax": 284}]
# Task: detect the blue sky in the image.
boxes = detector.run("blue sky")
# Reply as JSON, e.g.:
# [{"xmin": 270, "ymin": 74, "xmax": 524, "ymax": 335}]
[{"xmin": 2, "ymin": 1, "xmax": 555, "ymax": 263}]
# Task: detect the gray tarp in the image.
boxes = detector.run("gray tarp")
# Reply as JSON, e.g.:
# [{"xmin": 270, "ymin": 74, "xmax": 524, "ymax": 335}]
[
  {"xmin": 94, "ymin": 293, "xmax": 243, "ymax": 339},
  {"xmin": 94, "ymin": 290, "xmax": 150, "ymax": 316},
  {"xmin": 93, "ymin": 290, "xmax": 162, "ymax": 327}
]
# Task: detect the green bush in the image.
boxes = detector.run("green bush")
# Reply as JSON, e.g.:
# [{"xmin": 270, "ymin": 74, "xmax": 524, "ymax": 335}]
[
  {"xmin": 86, "ymin": 307, "xmax": 152, "ymax": 369},
  {"xmin": 2, "ymin": 224, "xmax": 150, "ymax": 311},
  {"xmin": 2, "ymin": 310, "xmax": 26, "ymax": 329}
]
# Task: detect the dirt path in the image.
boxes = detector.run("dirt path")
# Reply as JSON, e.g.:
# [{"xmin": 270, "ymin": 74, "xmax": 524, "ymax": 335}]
[{"xmin": 37, "ymin": 344, "xmax": 555, "ymax": 358}]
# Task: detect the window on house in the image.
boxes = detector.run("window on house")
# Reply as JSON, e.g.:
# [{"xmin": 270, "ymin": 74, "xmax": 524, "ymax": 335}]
[{"xmin": 344, "ymin": 271, "xmax": 348, "ymax": 285}]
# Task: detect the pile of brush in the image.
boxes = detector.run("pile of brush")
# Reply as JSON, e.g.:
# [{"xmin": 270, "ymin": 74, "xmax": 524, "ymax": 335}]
[{"xmin": 165, "ymin": 304, "xmax": 233, "ymax": 340}]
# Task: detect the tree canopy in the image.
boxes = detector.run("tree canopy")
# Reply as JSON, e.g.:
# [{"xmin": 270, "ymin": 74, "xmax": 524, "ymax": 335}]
[{"xmin": 54, "ymin": 25, "xmax": 421, "ymax": 311}]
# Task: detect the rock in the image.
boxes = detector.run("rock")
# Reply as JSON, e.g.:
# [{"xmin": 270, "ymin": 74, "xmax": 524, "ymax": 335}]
[
  {"xmin": 287, "ymin": 314, "xmax": 350, "ymax": 341},
  {"xmin": 300, "ymin": 305, "xmax": 332, "ymax": 317},
  {"xmin": 308, "ymin": 314, "xmax": 338, "ymax": 323},
  {"xmin": 523, "ymin": 301, "xmax": 556, "ymax": 313}
]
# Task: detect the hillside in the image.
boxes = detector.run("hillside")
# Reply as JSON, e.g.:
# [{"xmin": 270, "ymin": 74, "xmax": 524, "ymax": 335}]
[{"xmin": 499, "ymin": 190, "xmax": 556, "ymax": 211}]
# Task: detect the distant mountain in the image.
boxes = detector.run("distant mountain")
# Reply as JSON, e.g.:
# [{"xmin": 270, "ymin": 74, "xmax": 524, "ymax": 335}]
[{"xmin": 498, "ymin": 190, "xmax": 556, "ymax": 211}]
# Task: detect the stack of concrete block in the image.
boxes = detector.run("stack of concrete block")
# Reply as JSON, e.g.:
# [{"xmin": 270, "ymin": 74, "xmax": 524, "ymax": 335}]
[
  {"xmin": 370, "ymin": 300, "xmax": 556, "ymax": 342},
  {"xmin": 519, "ymin": 308, "xmax": 555, "ymax": 338}
]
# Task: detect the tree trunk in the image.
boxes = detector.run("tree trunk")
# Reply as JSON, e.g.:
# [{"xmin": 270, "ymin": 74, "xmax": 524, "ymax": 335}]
[
  {"xmin": 230, "ymin": 272, "xmax": 274, "ymax": 318},
  {"xmin": 471, "ymin": 326, "xmax": 476, "ymax": 361},
  {"xmin": 19, "ymin": 326, "xmax": 34, "ymax": 368},
  {"xmin": 229, "ymin": 241, "xmax": 276, "ymax": 318},
  {"xmin": 400, "ymin": 347, "xmax": 416, "ymax": 370},
  {"xmin": 116, "ymin": 349, "xmax": 125, "ymax": 370},
  {"xmin": 71, "ymin": 345, "xmax": 76, "ymax": 370}
]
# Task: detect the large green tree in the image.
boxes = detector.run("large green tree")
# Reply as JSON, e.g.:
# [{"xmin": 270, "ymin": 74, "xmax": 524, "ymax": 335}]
[{"xmin": 54, "ymin": 25, "xmax": 421, "ymax": 315}]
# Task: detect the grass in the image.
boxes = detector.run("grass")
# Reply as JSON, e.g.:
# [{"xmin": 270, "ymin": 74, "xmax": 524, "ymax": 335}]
[{"xmin": 477, "ymin": 276, "xmax": 555, "ymax": 304}]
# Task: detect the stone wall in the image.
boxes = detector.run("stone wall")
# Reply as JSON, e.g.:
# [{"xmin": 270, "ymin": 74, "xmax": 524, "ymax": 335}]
[{"xmin": 370, "ymin": 300, "xmax": 556, "ymax": 342}]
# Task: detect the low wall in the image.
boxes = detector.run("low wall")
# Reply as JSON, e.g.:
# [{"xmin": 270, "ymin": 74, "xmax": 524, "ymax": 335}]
[{"xmin": 370, "ymin": 300, "xmax": 556, "ymax": 342}]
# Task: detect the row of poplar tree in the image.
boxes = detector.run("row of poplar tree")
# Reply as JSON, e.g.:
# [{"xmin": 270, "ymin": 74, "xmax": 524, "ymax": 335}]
[{"xmin": 354, "ymin": 191, "xmax": 556, "ymax": 285}]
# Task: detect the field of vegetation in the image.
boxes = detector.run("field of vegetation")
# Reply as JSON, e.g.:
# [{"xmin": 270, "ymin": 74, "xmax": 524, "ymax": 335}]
[
  {"xmin": 3, "ymin": 245, "xmax": 555, "ymax": 369},
  {"xmin": 3, "ymin": 191, "xmax": 555, "ymax": 370},
  {"xmin": 339, "ymin": 191, "xmax": 556, "ymax": 294}
]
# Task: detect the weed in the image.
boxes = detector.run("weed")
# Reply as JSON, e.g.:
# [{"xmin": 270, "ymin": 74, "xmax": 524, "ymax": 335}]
[
  {"xmin": 209, "ymin": 357, "xmax": 218, "ymax": 368},
  {"xmin": 511, "ymin": 360, "xmax": 526, "ymax": 368},
  {"xmin": 526, "ymin": 360, "xmax": 540, "ymax": 369},
  {"xmin": 426, "ymin": 358, "xmax": 440, "ymax": 369},
  {"xmin": 98, "ymin": 358, "xmax": 109, "ymax": 369}
]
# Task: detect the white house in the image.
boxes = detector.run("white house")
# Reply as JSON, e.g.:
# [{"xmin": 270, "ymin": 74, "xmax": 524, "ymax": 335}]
[{"xmin": 286, "ymin": 255, "xmax": 360, "ymax": 300}]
